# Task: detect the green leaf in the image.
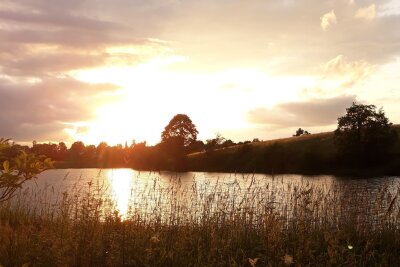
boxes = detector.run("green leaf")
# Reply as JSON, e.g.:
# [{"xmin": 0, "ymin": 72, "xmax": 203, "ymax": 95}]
[
  {"xmin": 44, "ymin": 158, "xmax": 54, "ymax": 168},
  {"xmin": 15, "ymin": 158, "xmax": 21, "ymax": 168},
  {"xmin": 3, "ymin": 160, "xmax": 9, "ymax": 172}
]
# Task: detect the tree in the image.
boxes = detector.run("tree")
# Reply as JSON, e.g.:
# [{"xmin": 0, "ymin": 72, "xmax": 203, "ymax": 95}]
[
  {"xmin": 334, "ymin": 102, "xmax": 397, "ymax": 159},
  {"xmin": 0, "ymin": 138, "xmax": 53, "ymax": 202},
  {"xmin": 205, "ymin": 133, "xmax": 225, "ymax": 152},
  {"xmin": 293, "ymin": 128, "xmax": 310, "ymax": 137},
  {"xmin": 161, "ymin": 114, "xmax": 198, "ymax": 147},
  {"xmin": 160, "ymin": 114, "xmax": 198, "ymax": 171},
  {"xmin": 57, "ymin": 142, "xmax": 68, "ymax": 160}
]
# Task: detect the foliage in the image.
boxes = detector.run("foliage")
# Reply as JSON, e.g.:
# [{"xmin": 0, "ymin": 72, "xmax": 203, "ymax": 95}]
[
  {"xmin": 204, "ymin": 133, "xmax": 237, "ymax": 152},
  {"xmin": 205, "ymin": 133, "xmax": 225, "ymax": 151},
  {"xmin": 293, "ymin": 128, "xmax": 310, "ymax": 137},
  {"xmin": 0, "ymin": 138, "xmax": 53, "ymax": 202},
  {"xmin": 161, "ymin": 114, "xmax": 198, "ymax": 147},
  {"xmin": 334, "ymin": 102, "xmax": 397, "ymax": 160}
]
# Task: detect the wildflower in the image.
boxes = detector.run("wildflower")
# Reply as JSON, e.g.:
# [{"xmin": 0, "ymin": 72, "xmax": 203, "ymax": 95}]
[
  {"xmin": 348, "ymin": 244, "xmax": 353, "ymax": 250},
  {"xmin": 248, "ymin": 257, "xmax": 259, "ymax": 267},
  {"xmin": 283, "ymin": 254, "xmax": 294, "ymax": 265}
]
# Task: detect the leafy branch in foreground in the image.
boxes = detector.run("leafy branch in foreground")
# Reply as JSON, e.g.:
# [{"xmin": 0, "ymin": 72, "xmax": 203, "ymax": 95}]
[{"xmin": 0, "ymin": 138, "xmax": 53, "ymax": 202}]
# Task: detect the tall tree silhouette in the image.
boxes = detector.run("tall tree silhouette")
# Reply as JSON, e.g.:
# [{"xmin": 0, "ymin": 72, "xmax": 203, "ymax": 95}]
[
  {"xmin": 335, "ymin": 102, "xmax": 397, "ymax": 161},
  {"xmin": 161, "ymin": 114, "xmax": 198, "ymax": 146},
  {"xmin": 161, "ymin": 114, "xmax": 198, "ymax": 170}
]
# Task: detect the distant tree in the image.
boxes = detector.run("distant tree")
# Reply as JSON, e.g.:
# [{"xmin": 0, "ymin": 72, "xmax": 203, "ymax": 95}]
[
  {"xmin": 32, "ymin": 143, "xmax": 58, "ymax": 159},
  {"xmin": 222, "ymin": 139, "xmax": 236, "ymax": 148},
  {"xmin": 334, "ymin": 102, "xmax": 397, "ymax": 159},
  {"xmin": 187, "ymin": 140, "xmax": 205, "ymax": 153},
  {"xmin": 293, "ymin": 128, "xmax": 310, "ymax": 137},
  {"xmin": 83, "ymin": 145, "xmax": 97, "ymax": 164},
  {"xmin": 96, "ymin": 142, "xmax": 109, "ymax": 167},
  {"xmin": 129, "ymin": 142, "xmax": 154, "ymax": 170},
  {"xmin": 253, "ymin": 138, "xmax": 260, "ymax": 143},
  {"xmin": 57, "ymin": 142, "xmax": 68, "ymax": 160},
  {"xmin": 97, "ymin": 142, "xmax": 108, "ymax": 152},
  {"xmin": 70, "ymin": 141, "xmax": 85, "ymax": 154},
  {"xmin": 205, "ymin": 133, "xmax": 225, "ymax": 152},
  {"xmin": 161, "ymin": 114, "xmax": 198, "ymax": 147},
  {"xmin": 68, "ymin": 141, "xmax": 85, "ymax": 163}
]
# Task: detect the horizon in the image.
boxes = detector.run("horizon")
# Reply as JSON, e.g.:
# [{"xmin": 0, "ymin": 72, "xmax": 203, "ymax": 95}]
[{"xmin": 1, "ymin": 0, "xmax": 400, "ymax": 146}]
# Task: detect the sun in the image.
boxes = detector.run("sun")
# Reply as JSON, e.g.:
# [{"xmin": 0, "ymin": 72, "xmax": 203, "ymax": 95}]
[{"xmin": 69, "ymin": 48, "xmax": 314, "ymax": 146}]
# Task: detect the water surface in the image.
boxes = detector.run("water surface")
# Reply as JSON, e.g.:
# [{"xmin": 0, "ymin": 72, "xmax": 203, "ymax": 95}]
[{"xmin": 19, "ymin": 169, "xmax": 399, "ymax": 221}]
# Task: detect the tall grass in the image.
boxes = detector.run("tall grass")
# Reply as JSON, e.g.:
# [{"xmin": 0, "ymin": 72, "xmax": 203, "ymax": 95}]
[{"xmin": 0, "ymin": 174, "xmax": 399, "ymax": 266}]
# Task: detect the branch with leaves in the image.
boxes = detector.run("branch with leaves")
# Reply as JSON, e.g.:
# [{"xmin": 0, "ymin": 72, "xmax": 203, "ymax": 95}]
[{"xmin": 0, "ymin": 138, "xmax": 54, "ymax": 202}]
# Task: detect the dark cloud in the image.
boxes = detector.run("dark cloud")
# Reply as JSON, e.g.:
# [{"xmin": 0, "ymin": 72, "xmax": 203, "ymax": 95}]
[
  {"xmin": 0, "ymin": 28, "xmax": 132, "ymax": 48},
  {"xmin": 0, "ymin": 0, "xmax": 154, "ymax": 77},
  {"xmin": 0, "ymin": 77, "xmax": 120, "ymax": 141},
  {"xmin": 0, "ymin": 0, "xmax": 168, "ymax": 142},
  {"xmin": 0, "ymin": 51, "xmax": 107, "ymax": 76},
  {"xmin": 0, "ymin": 122, "xmax": 71, "ymax": 143},
  {"xmin": 248, "ymin": 95, "xmax": 356, "ymax": 127}
]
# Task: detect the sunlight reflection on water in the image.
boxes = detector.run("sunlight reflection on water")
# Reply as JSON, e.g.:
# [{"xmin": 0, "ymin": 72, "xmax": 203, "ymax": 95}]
[
  {"xmin": 20, "ymin": 169, "xmax": 400, "ymax": 220},
  {"xmin": 105, "ymin": 169, "xmax": 133, "ymax": 217}
]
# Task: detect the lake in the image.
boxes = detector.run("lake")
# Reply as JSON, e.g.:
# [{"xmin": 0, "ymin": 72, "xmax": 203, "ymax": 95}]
[
  {"xmin": 16, "ymin": 169, "xmax": 399, "ymax": 224},
  {"xmin": 15, "ymin": 169, "xmax": 400, "ymax": 221}
]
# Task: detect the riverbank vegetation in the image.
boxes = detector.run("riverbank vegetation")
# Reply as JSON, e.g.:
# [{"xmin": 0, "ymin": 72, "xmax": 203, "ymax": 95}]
[{"xmin": 0, "ymin": 175, "xmax": 399, "ymax": 266}]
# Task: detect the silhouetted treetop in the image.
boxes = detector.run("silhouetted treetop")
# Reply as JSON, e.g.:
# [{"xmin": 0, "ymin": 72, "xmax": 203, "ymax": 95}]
[
  {"xmin": 161, "ymin": 114, "xmax": 198, "ymax": 146},
  {"xmin": 293, "ymin": 128, "xmax": 310, "ymax": 137},
  {"xmin": 334, "ymin": 102, "xmax": 397, "ymax": 158}
]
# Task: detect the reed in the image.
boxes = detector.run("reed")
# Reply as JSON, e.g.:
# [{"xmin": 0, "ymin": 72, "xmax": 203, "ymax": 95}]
[{"xmin": 0, "ymin": 174, "xmax": 399, "ymax": 266}]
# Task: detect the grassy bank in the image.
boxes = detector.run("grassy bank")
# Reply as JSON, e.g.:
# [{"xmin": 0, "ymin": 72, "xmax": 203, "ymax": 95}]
[
  {"xmin": 188, "ymin": 126, "xmax": 400, "ymax": 176},
  {"xmin": 0, "ymin": 175, "xmax": 399, "ymax": 266}
]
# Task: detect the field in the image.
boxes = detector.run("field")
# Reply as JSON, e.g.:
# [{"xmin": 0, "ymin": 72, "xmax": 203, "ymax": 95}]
[
  {"xmin": 0, "ymin": 175, "xmax": 399, "ymax": 266},
  {"xmin": 188, "ymin": 125, "xmax": 400, "ymax": 175}
]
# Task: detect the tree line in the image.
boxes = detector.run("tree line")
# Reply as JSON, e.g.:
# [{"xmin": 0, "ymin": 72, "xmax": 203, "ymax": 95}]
[
  {"xmin": 2, "ymin": 102, "xmax": 399, "ymax": 173},
  {"xmin": 188, "ymin": 103, "xmax": 399, "ymax": 174},
  {"xmin": 3, "ymin": 114, "xmax": 261, "ymax": 170}
]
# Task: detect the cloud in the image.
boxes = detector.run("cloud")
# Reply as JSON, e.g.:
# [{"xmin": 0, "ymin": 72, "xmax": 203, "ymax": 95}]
[
  {"xmin": 0, "ymin": 0, "xmax": 399, "ymax": 143},
  {"xmin": 0, "ymin": 0, "xmax": 180, "ymax": 143},
  {"xmin": 0, "ymin": 0, "xmax": 164, "ymax": 76},
  {"xmin": 248, "ymin": 95, "xmax": 356, "ymax": 128},
  {"xmin": 0, "ymin": 77, "xmax": 120, "ymax": 141},
  {"xmin": 0, "ymin": 50, "xmax": 107, "ymax": 76},
  {"xmin": 321, "ymin": 10, "xmax": 337, "ymax": 31},
  {"xmin": 355, "ymin": 4, "xmax": 376, "ymax": 20},
  {"xmin": 321, "ymin": 54, "xmax": 374, "ymax": 87}
]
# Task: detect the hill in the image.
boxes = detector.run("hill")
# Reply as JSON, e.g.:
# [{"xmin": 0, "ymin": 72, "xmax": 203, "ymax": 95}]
[{"xmin": 187, "ymin": 125, "xmax": 400, "ymax": 176}]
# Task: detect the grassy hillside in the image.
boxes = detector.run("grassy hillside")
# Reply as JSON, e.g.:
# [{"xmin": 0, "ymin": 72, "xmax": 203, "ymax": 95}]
[{"xmin": 188, "ymin": 125, "xmax": 400, "ymax": 176}]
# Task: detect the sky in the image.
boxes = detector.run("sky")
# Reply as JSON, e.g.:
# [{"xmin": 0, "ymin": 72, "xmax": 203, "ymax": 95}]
[{"xmin": 0, "ymin": 0, "xmax": 400, "ymax": 146}]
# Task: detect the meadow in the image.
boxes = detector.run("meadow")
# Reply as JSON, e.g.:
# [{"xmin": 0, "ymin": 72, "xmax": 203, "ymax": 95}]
[
  {"xmin": 0, "ymin": 174, "xmax": 399, "ymax": 267},
  {"xmin": 188, "ymin": 125, "xmax": 400, "ymax": 175}
]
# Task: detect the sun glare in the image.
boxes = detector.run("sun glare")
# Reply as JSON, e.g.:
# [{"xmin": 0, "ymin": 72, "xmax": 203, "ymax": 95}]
[
  {"xmin": 106, "ymin": 169, "xmax": 133, "ymax": 218},
  {"xmin": 70, "ymin": 53, "xmax": 314, "ymax": 145}
]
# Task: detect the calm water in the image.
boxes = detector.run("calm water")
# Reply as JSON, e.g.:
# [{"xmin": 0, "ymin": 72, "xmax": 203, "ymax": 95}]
[{"xmin": 19, "ymin": 169, "xmax": 400, "ymax": 220}]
